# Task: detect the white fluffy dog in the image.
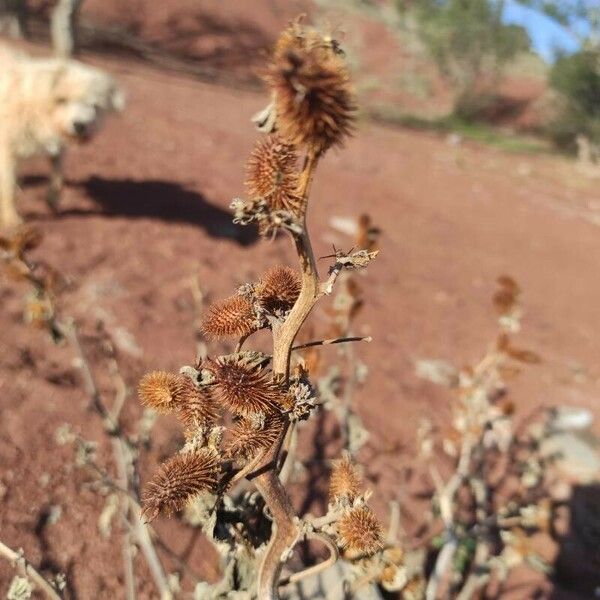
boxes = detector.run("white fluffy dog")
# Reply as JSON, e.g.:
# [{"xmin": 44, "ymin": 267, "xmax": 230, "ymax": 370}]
[{"xmin": 0, "ymin": 44, "xmax": 124, "ymax": 227}]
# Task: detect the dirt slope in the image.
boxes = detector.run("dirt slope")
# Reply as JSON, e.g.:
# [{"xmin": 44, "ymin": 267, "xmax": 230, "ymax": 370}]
[{"xmin": 0, "ymin": 18, "xmax": 598, "ymax": 600}]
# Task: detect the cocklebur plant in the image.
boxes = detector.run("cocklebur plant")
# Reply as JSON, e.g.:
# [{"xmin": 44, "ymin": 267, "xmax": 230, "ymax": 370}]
[
  {"xmin": 415, "ymin": 277, "xmax": 565, "ymax": 599},
  {"xmin": 1, "ymin": 229, "xmax": 184, "ymax": 598},
  {"xmin": 138, "ymin": 17, "xmax": 383, "ymax": 599}
]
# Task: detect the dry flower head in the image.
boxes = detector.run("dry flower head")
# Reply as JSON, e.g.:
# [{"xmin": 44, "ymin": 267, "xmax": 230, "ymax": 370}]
[
  {"xmin": 142, "ymin": 447, "xmax": 220, "ymax": 522},
  {"xmin": 266, "ymin": 18, "xmax": 356, "ymax": 152},
  {"xmin": 336, "ymin": 505, "xmax": 384, "ymax": 557},
  {"xmin": 206, "ymin": 356, "xmax": 284, "ymax": 417},
  {"xmin": 246, "ymin": 135, "xmax": 301, "ymax": 214},
  {"xmin": 201, "ymin": 294, "xmax": 258, "ymax": 340},
  {"xmin": 138, "ymin": 371, "xmax": 186, "ymax": 414},
  {"xmin": 256, "ymin": 264, "xmax": 301, "ymax": 315},
  {"xmin": 225, "ymin": 412, "xmax": 287, "ymax": 460},
  {"xmin": 329, "ymin": 453, "xmax": 362, "ymax": 503}
]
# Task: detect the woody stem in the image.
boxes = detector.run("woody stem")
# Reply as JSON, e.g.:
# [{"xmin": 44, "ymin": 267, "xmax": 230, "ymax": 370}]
[{"xmin": 255, "ymin": 149, "xmax": 322, "ymax": 600}]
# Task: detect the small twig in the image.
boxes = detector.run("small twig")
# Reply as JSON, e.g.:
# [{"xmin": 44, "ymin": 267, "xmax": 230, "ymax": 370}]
[
  {"xmin": 112, "ymin": 435, "xmax": 137, "ymax": 600},
  {"xmin": 425, "ymin": 536, "xmax": 458, "ymax": 600},
  {"xmin": 387, "ymin": 500, "xmax": 401, "ymax": 544},
  {"xmin": 278, "ymin": 531, "xmax": 339, "ymax": 587},
  {"xmin": 132, "ymin": 502, "xmax": 173, "ymax": 599},
  {"xmin": 291, "ymin": 336, "xmax": 372, "ymax": 351},
  {"xmin": 0, "ymin": 540, "xmax": 63, "ymax": 600},
  {"xmin": 108, "ymin": 357, "xmax": 129, "ymax": 423},
  {"xmin": 56, "ymin": 318, "xmax": 120, "ymax": 435},
  {"xmin": 235, "ymin": 332, "xmax": 250, "ymax": 353}
]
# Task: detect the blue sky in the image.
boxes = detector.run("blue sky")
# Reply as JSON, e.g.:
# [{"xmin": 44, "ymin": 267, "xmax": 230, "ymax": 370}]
[{"xmin": 502, "ymin": 0, "xmax": 581, "ymax": 61}]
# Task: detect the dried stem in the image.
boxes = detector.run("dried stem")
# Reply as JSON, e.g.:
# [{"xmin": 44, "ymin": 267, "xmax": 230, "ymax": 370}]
[
  {"xmin": 58, "ymin": 318, "xmax": 171, "ymax": 598},
  {"xmin": 278, "ymin": 531, "xmax": 339, "ymax": 587},
  {"xmin": 255, "ymin": 150, "xmax": 323, "ymax": 599},
  {"xmin": 113, "ymin": 437, "xmax": 137, "ymax": 600},
  {"xmin": 0, "ymin": 540, "xmax": 63, "ymax": 600},
  {"xmin": 56, "ymin": 319, "xmax": 120, "ymax": 435},
  {"xmin": 271, "ymin": 149, "xmax": 321, "ymax": 378},
  {"xmin": 291, "ymin": 336, "xmax": 372, "ymax": 351}
]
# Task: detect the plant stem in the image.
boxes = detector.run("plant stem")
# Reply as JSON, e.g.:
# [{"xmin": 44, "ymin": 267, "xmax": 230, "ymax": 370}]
[
  {"xmin": 271, "ymin": 150, "xmax": 321, "ymax": 379},
  {"xmin": 0, "ymin": 540, "xmax": 63, "ymax": 600},
  {"xmin": 291, "ymin": 336, "xmax": 372, "ymax": 351},
  {"xmin": 255, "ymin": 149, "xmax": 322, "ymax": 599}
]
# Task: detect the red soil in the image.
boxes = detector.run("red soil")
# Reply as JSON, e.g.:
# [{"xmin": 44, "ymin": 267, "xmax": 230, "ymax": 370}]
[{"xmin": 1, "ymin": 3, "xmax": 599, "ymax": 599}]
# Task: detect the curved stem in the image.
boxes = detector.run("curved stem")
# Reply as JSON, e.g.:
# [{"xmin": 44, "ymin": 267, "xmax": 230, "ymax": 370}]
[
  {"xmin": 255, "ymin": 149, "xmax": 322, "ymax": 599},
  {"xmin": 278, "ymin": 531, "xmax": 339, "ymax": 588},
  {"xmin": 255, "ymin": 470, "xmax": 300, "ymax": 599},
  {"xmin": 271, "ymin": 150, "xmax": 321, "ymax": 379}
]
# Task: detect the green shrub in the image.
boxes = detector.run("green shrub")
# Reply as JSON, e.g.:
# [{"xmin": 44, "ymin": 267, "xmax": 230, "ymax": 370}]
[{"xmin": 548, "ymin": 50, "xmax": 600, "ymax": 150}]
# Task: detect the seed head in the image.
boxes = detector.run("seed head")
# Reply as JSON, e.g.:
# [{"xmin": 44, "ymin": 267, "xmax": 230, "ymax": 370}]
[
  {"xmin": 225, "ymin": 412, "xmax": 287, "ymax": 460},
  {"xmin": 256, "ymin": 265, "xmax": 301, "ymax": 315},
  {"xmin": 206, "ymin": 356, "xmax": 284, "ymax": 417},
  {"xmin": 337, "ymin": 506, "xmax": 384, "ymax": 557},
  {"xmin": 138, "ymin": 371, "xmax": 186, "ymax": 414},
  {"xmin": 246, "ymin": 136, "xmax": 302, "ymax": 214},
  {"xmin": 329, "ymin": 454, "xmax": 362, "ymax": 503},
  {"xmin": 174, "ymin": 380, "xmax": 219, "ymax": 432},
  {"xmin": 142, "ymin": 447, "xmax": 220, "ymax": 522},
  {"xmin": 266, "ymin": 21, "xmax": 356, "ymax": 152},
  {"xmin": 201, "ymin": 294, "xmax": 258, "ymax": 340}
]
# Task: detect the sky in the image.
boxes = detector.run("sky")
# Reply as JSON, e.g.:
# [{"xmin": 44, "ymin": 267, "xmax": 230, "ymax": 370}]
[{"xmin": 502, "ymin": 0, "xmax": 581, "ymax": 61}]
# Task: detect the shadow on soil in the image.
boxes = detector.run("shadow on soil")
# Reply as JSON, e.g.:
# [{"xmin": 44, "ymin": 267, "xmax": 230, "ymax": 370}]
[
  {"xmin": 64, "ymin": 176, "xmax": 258, "ymax": 246},
  {"xmin": 551, "ymin": 483, "xmax": 600, "ymax": 599}
]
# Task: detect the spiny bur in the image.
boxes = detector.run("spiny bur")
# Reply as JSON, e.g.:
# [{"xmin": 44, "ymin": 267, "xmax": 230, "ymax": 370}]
[
  {"xmin": 256, "ymin": 265, "xmax": 301, "ymax": 315},
  {"xmin": 329, "ymin": 453, "xmax": 363, "ymax": 503},
  {"xmin": 266, "ymin": 19, "xmax": 356, "ymax": 152},
  {"xmin": 138, "ymin": 371, "xmax": 186, "ymax": 414},
  {"xmin": 206, "ymin": 356, "xmax": 285, "ymax": 417},
  {"xmin": 142, "ymin": 447, "xmax": 220, "ymax": 522},
  {"xmin": 336, "ymin": 505, "xmax": 384, "ymax": 558},
  {"xmin": 201, "ymin": 294, "xmax": 257, "ymax": 340},
  {"xmin": 246, "ymin": 136, "xmax": 301, "ymax": 214},
  {"xmin": 225, "ymin": 412, "xmax": 287, "ymax": 460},
  {"xmin": 174, "ymin": 382, "xmax": 219, "ymax": 432}
]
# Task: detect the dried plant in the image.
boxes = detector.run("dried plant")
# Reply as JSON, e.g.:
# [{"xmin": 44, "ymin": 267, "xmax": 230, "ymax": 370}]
[
  {"xmin": 1, "ymin": 228, "xmax": 180, "ymax": 598},
  {"xmin": 139, "ymin": 17, "xmax": 384, "ymax": 600},
  {"xmin": 408, "ymin": 277, "xmax": 566, "ymax": 599}
]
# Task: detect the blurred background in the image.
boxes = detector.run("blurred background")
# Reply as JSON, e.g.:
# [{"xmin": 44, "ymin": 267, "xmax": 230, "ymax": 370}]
[{"xmin": 1, "ymin": 1, "xmax": 599, "ymax": 598}]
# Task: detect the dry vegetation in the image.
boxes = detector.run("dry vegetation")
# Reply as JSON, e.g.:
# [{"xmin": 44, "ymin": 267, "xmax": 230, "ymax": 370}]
[{"xmin": 0, "ymin": 8, "xmax": 599, "ymax": 600}]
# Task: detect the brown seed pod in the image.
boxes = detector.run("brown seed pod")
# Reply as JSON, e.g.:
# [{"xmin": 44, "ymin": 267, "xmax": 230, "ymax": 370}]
[
  {"xmin": 201, "ymin": 294, "xmax": 258, "ymax": 340},
  {"xmin": 329, "ymin": 454, "xmax": 362, "ymax": 503},
  {"xmin": 138, "ymin": 371, "xmax": 186, "ymax": 414},
  {"xmin": 266, "ymin": 22, "xmax": 356, "ymax": 152},
  {"xmin": 206, "ymin": 356, "xmax": 284, "ymax": 417},
  {"xmin": 336, "ymin": 506, "xmax": 384, "ymax": 557},
  {"xmin": 256, "ymin": 265, "xmax": 301, "ymax": 315},
  {"xmin": 141, "ymin": 447, "xmax": 220, "ymax": 522},
  {"xmin": 246, "ymin": 136, "xmax": 302, "ymax": 213},
  {"xmin": 174, "ymin": 379, "xmax": 219, "ymax": 432},
  {"xmin": 225, "ymin": 412, "xmax": 287, "ymax": 460}
]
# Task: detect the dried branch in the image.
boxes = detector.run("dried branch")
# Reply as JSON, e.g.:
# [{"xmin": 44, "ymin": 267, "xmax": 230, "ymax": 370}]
[
  {"xmin": 0, "ymin": 540, "xmax": 63, "ymax": 600},
  {"xmin": 291, "ymin": 336, "xmax": 372, "ymax": 351}
]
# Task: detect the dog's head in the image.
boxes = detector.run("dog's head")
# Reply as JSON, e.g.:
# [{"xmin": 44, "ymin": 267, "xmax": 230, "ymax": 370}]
[{"xmin": 50, "ymin": 61, "xmax": 125, "ymax": 143}]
